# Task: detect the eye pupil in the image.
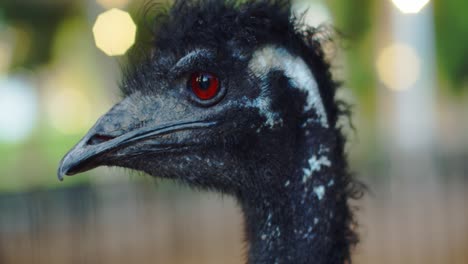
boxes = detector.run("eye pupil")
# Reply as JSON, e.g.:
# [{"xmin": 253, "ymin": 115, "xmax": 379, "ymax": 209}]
[
  {"xmin": 190, "ymin": 72, "xmax": 220, "ymax": 100},
  {"xmin": 197, "ymin": 75, "xmax": 211, "ymax": 90}
]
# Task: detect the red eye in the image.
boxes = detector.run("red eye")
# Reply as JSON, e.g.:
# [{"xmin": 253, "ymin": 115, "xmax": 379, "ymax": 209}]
[{"xmin": 189, "ymin": 72, "xmax": 220, "ymax": 100}]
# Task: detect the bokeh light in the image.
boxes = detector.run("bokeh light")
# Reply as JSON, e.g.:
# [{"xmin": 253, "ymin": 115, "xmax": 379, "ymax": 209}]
[
  {"xmin": 376, "ymin": 43, "xmax": 421, "ymax": 91},
  {"xmin": 92, "ymin": 8, "xmax": 136, "ymax": 56},
  {"xmin": 0, "ymin": 76, "xmax": 38, "ymax": 143},
  {"xmin": 391, "ymin": 0, "xmax": 430, "ymax": 14},
  {"xmin": 96, "ymin": 0, "xmax": 130, "ymax": 9},
  {"xmin": 46, "ymin": 87, "xmax": 92, "ymax": 135}
]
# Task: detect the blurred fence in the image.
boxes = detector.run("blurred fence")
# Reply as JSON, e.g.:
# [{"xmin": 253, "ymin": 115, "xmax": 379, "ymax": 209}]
[
  {"xmin": 0, "ymin": 173, "xmax": 467, "ymax": 264},
  {"xmin": 0, "ymin": 183, "xmax": 244, "ymax": 264}
]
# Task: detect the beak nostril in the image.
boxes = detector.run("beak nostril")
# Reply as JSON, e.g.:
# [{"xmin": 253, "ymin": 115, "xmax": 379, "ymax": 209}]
[{"xmin": 87, "ymin": 134, "xmax": 116, "ymax": 145}]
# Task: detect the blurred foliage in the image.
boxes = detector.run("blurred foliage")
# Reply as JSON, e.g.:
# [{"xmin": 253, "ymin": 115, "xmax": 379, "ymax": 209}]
[
  {"xmin": 0, "ymin": 1, "xmax": 113, "ymax": 193},
  {"xmin": 433, "ymin": 0, "xmax": 468, "ymax": 92},
  {"xmin": 0, "ymin": 131, "xmax": 92, "ymax": 193},
  {"xmin": 328, "ymin": 0, "xmax": 375, "ymax": 39},
  {"xmin": 0, "ymin": 1, "xmax": 77, "ymax": 69},
  {"xmin": 327, "ymin": 0, "xmax": 377, "ymax": 116}
]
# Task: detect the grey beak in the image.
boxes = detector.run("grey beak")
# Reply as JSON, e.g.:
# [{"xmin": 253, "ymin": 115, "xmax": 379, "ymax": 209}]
[
  {"xmin": 57, "ymin": 120, "xmax": 217, "ymax": 181},
  {"xmin": 57, "ymin": 102, "xmax": 218, "ymax": 181}
]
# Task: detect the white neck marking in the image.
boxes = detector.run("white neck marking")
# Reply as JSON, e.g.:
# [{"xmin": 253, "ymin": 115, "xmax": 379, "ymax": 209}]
[{"xmin": 248, "ymin": 45, "xmax": 329, "ymax": 128}]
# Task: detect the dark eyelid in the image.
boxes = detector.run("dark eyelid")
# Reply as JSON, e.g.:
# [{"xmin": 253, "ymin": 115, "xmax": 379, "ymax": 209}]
[{"xmin": 170, "ymin": 49, "xmax": 215, "ymax": 76}]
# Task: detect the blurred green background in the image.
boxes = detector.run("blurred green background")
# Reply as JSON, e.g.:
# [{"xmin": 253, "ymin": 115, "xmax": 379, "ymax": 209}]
[{"xmin": 0, "ymin": 0, "xmax": 467, "ymax": 263}]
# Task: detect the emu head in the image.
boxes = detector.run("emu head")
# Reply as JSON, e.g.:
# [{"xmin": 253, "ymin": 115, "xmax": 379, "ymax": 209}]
[{"xmin": 58, "ymin": 0, "xmax": 341, "ymax": 200}]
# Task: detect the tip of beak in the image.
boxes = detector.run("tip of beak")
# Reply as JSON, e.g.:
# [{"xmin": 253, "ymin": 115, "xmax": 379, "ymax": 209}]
[
  {"xmin": 57, "ymin": 153, "xmax": 78, "ymax": 182},
  {"xmin": 58, "ymin": 160, "xmax": 81, "ymax": 181},
  {"xmin": 57, "ymin": 164, "xmax": 67, "ymax": 182},
  {"xmin": 57, "ymin": 141, "xmax": 100, "ymax": 182}
]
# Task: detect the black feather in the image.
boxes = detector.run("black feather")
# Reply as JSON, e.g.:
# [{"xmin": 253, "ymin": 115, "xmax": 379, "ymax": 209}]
[{"xmin": 119, "ymin": 1, "xmax": 362, "ymax": 263}]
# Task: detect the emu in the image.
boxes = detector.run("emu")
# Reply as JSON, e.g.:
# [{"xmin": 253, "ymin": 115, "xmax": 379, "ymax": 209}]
[{"xmin": 58, "ymin": 1, "xmax": 360, "ymax": 263}]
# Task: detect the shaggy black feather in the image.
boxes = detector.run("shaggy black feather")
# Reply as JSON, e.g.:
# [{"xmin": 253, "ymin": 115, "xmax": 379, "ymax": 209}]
[
  {"xmin": 61, "ymin": 1, "xmax": 362, "ymax": 263},
  {"xmin": 122, "ymin": 1, "xmax": 361, "ymax": 261}
]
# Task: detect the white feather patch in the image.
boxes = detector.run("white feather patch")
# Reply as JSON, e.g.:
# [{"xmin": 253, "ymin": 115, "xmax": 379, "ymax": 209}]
[
  {"xmin": 302, "ymin": 155, "xmax": 332, "ymax": 183},
  {"xmin": 313, "ymin": 185, "xmax": 325, "ymax": 200},
  {"xmin": 244, "ymin": 97, "xmax": 280, "ymax": 128},
  {"xmin": 248, "ymin": 45, "xmax": 329, "ymax": 128}
]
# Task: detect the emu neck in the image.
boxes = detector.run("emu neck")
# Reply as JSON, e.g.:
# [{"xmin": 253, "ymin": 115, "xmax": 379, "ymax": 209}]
[{"xmin": 240, "ymin": 141, "xmax": 349, "ymax": 264}]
